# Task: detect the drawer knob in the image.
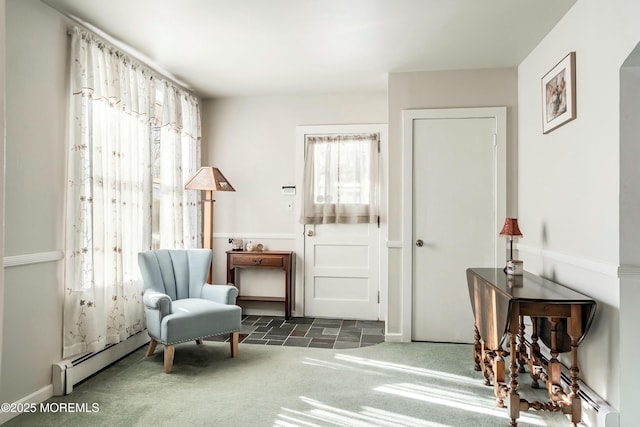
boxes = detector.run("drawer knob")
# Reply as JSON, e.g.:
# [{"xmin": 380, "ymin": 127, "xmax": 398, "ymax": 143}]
[{"xmin": 253, "ymin": 258, "xmax": 262, "ymax": 265}]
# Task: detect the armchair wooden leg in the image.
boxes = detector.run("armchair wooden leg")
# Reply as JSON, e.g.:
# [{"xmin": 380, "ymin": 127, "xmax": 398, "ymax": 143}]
[
  {"xmin": 230, "ymin": 332, "xmax": 239, "ymax": 358},
  {"xmin": 196, "ymin": 339, "xmax": 203, "ymax": 345},
  {"xmin": 164, "ymin": 345, "xmax": 175, "ymax": 373},
  {"xmin": 146, "ymin": 339, "xmax": 158, "ymax": 357}
]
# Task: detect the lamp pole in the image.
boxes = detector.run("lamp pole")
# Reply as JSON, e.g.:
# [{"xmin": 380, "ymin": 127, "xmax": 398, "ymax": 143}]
[
  {"xmin": 508, "ymin": 236, "xmax": 514, "ymax": 261},
  {"xmin": 203, "ymin": 190, "xmax": 214, "ymax": 284}
]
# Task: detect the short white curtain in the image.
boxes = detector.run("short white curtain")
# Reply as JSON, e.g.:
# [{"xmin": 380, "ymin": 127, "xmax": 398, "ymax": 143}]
[
  {"xmin": 300, "ymin": 133, "xmax": 379, "ymax": 224},
  {"xmin": 63, "ymin": 28, "xmax": 200, "ymax": 358}
]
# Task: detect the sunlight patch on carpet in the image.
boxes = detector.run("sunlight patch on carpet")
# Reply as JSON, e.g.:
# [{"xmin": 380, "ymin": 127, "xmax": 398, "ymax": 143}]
[
  {"xmin": 303, "ymin": 357, "xmax": 390, "ymax": 377},
  {"xmin": 276, "ymin": 396, "xmax": 451, "ymax": 427},
  {"xmin": 376, "ymin": 383, "xmax": 550, "ymax": 426},
  {"xmin": 334, "ymin": 353, "xmax": 483, "ymax": 388}
]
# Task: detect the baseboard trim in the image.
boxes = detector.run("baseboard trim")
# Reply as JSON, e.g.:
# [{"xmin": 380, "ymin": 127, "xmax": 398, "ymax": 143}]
[
  {"xmin": 54, "ymin": 332, "xmax": 150, "ymax": 395},
  {"xmin": 383, "ymin": 332, "xmax": 403, "ymax": 342},
  {"xmin": 3, "ymin": 250, "xmax": 64, "ymax": 268},
  {"xmin": 0, "ymin": 384, "xmax": 54, "ymax": 424}
]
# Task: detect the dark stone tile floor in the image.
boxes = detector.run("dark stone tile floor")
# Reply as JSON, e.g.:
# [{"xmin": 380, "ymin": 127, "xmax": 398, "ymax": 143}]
[{"xmin": 207, "ymin": 316, "xmax": 385, "ymax": 349}]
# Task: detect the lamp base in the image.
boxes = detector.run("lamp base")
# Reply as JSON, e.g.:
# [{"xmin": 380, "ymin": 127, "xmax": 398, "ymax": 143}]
[{"xmin": 505, "ymin": 259, "xmax": 524, "ymax": 275}]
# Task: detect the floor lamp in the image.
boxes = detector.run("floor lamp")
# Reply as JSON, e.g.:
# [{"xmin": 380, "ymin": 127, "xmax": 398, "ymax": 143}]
[{"xmin": 184, "ymin": 166, "xmax": 235, "ymax": 284}]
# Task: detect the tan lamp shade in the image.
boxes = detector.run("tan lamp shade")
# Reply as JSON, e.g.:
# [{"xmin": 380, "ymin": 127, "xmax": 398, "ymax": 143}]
[
  {"xmin": 499, "ymin": 218, "xmax": 523, "ymax": 238},
  {"xmin": 184, "ymin": 167, "xmax": 236, "ymax": 192}
]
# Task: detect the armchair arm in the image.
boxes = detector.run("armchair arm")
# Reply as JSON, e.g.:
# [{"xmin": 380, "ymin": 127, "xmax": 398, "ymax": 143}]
[
  {"xmin": 143, "ymin": 290, "xmax": 172, "ymax": 316},
  {"xmin": 143, "ymin": 290, "xmax": 172, "ymax": 342},
  {"xmin": 201, "ymin": 284, "xmax": 239, "ymax": 305}
]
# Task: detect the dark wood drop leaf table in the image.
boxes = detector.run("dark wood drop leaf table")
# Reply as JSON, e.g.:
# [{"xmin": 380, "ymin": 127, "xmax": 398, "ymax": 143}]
[{"xmin": 466, "ymin": 268, "xmax": 596, "ymax": 427}]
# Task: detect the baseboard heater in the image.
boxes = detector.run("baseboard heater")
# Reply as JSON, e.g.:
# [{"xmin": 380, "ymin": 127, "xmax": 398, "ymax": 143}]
[
  {"xmin": 52, "ymin": 331, "xmax": 150, "ymax": 395},
  {"xmin": 523, "ymin": 338, "xmax": 619, "ymax": 427}
]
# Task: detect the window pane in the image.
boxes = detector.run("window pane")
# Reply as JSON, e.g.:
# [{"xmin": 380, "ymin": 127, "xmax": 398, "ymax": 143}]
[
  {"xmin": 302, "ymin": 132, "xmax": 379, "ymax": 225},
  {"xmin": 312, "ymin": 139, "xmax": 370, "ymax": 205}
]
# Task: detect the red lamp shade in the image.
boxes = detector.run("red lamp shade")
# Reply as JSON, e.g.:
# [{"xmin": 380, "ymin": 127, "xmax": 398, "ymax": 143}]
[{"xmin": 499, "ymin": 218, "xmax": 523, "ymax": 238}]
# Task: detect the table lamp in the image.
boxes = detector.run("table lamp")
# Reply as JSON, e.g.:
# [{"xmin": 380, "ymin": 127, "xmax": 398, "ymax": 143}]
[
  {"xmin": 499, "ymin": 217, "xmax": 523, "ymax": 273},
  {"xmin": 184, "ymin": 166, "xmax": 235, "ymax": 283}
]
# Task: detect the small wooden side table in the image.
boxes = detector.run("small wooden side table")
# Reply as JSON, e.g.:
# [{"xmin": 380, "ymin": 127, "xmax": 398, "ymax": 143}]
[{"xmin": 226, "ymin": 250, "xmax": 294, "ymax": 319}]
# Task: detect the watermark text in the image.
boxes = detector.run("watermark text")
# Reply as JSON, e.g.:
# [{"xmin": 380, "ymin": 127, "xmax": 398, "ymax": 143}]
[{"xmin": 1, "ymin": 402, "xmax": 100, "ymax": 413}]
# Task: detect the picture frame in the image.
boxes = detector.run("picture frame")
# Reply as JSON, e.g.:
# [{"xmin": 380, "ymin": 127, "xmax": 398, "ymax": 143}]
[{"xmin": 541, "ymin": 52, "xmax": 576, "ymax": 134}]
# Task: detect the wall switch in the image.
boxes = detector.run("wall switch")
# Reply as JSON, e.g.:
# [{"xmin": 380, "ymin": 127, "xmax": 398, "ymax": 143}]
[{"xmin": 282, "ymin": 185, "xmax": 296, "ymax": 195}]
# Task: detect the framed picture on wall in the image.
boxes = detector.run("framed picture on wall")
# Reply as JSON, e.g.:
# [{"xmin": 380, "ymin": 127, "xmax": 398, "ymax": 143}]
[{"xmin": 541, "ymin": 52, "xmax": 576, "ymax": 134}]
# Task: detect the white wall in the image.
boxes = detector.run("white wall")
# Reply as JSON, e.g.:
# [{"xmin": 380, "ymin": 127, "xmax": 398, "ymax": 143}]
[
  {"xmin": 517, "ymin": 0, "xmax": 640, "ymax": 416},
  {"xmin": 201, "ymin": 94, "xmax": 387, "ymax": 316},
  {"xmin": 0, "ymin": 0, "xmax": 6, "ymax": 387},
  {"xmin": 386, "ymin": 68, "xmax": 518, "ymax": 336},
  {"xmin": 2, "ymin": 0, "xmax": 68, "ymax": 406},
  {"xmin": 620, "ymin": 46, "xmax": 640, "ymax": 427}
]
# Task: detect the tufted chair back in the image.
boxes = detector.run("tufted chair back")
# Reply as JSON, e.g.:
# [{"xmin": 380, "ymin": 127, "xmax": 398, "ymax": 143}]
[{"xmin": 138, "ymin": 249, "xmax": 212, "ymax": 300}]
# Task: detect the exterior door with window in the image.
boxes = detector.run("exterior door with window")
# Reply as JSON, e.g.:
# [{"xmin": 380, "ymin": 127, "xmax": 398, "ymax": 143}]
[{"xmin": 296, "ymin": 125, "xmax": 384, "ymax": 320}]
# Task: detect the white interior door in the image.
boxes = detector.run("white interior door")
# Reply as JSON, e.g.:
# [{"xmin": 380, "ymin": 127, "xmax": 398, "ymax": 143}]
[
  {"xmin": 304, "ymin": 223, "xmax": 379, "ymax": 319},
  {"xmin": 410, "ymin": 109, "xmax": 505, "ymax": 342}
]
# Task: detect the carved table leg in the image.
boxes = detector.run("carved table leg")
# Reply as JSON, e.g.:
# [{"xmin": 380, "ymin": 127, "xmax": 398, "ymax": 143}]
[
  {"xmin": 473, "ymin": 324, "xmax": 482, "ymax": 371},
  {"xmin": 567, "ymin": 305, "xmax": 583, "ymax": 427},
  {"xmin": 493, "ymin": 348, "xmax": 507, "ymax": 408},
  {"xmin": 481, "ymin": 342, "xmax": 494, "ymax": 386},
  {"xmin": 517, "ymin": 315, "xmax": 527, "ymax": 373},
  {"xmin": 528, "ymin": 316, "xmax": 541, "ymax": 389},
  {"xmin": 508, "ymin": 329, "xmax": 520, "ymax": 427},
  {"xmin": 547, "ymin": 318, "xmax": 564, "ymax": 404}
]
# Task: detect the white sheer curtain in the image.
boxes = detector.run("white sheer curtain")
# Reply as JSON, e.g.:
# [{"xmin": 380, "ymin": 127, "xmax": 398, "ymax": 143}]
[
  {"xmin": 63, "ymin": 28, "xmax": 199, "ymax": 358},
  {"xmin": 300, "ymin": 133, "xmax": 379, "ymax": 224},
  {"xmin": 158, "ymin": 82, "xmax": 201, "ymax": 249}
]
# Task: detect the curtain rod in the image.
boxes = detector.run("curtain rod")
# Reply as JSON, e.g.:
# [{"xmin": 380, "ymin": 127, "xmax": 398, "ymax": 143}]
[{"xmin": 46, "ymin": 3, "xmax": 198, "ymax": 98}]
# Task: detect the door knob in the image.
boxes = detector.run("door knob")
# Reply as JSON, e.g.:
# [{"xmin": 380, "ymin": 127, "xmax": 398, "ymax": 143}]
[
  {"xmin": 307, "ymin": 230, "xmax": 314, "ymax": 237},
  {"xmin": 415, "ymin": 239, "xmax": 424, "ymax": 247}
]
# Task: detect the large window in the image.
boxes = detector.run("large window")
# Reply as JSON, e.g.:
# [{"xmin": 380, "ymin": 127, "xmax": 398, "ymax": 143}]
[{"xmin": 63, "ymin": 27, "xmax": 200, "ymax": 358}]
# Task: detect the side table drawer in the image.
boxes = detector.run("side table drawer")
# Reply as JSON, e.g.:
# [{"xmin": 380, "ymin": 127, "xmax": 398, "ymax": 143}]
[{"xmin": 229, "ymin": 254, "xmax": 284, "ymax": 268}]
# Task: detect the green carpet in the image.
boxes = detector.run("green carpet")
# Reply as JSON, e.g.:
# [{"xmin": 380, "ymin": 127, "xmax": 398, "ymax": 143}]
[{"xmin": 5, "ymin": 341, "xmax": 569, "ymax": 426}]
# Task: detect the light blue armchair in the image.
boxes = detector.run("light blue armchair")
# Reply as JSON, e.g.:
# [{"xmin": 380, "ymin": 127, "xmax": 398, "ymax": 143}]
[{"xmin": 138, "ymin": 249, "xmax": 242, "ymax": 373}]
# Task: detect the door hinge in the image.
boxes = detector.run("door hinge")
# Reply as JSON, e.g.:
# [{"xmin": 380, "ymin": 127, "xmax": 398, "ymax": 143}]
[
  {"xmin": 378, "ymin": 139, "xmax": 381, "ymax": 153},
  {"xmin": 377, "ymin": 291, "xmax": 380, "ymax": 304},
  {"xmin": 377, "ymin": 216, "xmax": 380, "ymax": 228},
  {"xmin": 493, "ymin": 133, "xmax": 498, "ymax": 146}
]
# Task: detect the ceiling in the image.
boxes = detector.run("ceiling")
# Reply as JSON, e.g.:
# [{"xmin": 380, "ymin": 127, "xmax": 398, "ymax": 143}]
[{"xmin": 41, "ymin": 0, "xmax": 575, "ymax": 98}]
